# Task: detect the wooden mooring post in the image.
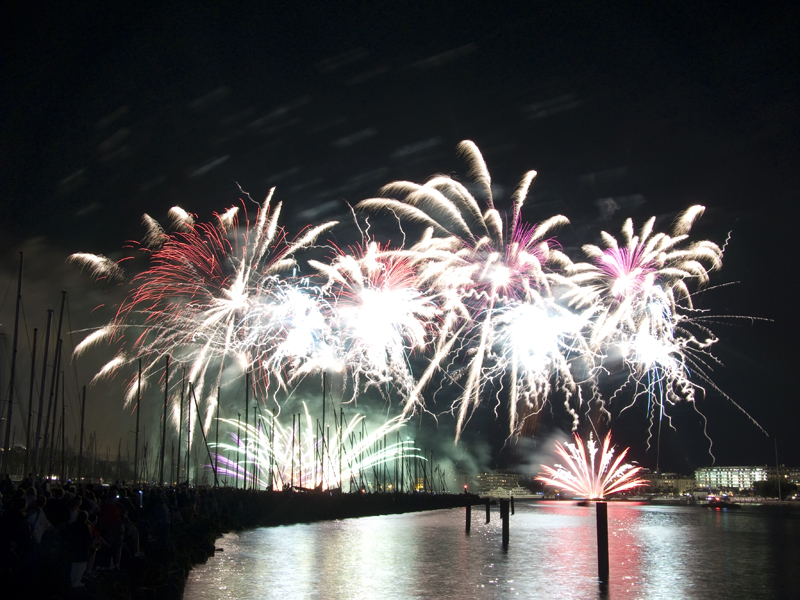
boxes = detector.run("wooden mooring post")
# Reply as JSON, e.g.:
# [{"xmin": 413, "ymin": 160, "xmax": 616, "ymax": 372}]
[
  {"xmin": 596, "ymin": 501, "xmax": 609, "ymax": 582},
  {"xmin": 466, "ymin": 497, "xmax": 512, "ymax": 548},
  {"xmin": 500, "ymin": 499, "xmax": 509, "ymax": 548}
]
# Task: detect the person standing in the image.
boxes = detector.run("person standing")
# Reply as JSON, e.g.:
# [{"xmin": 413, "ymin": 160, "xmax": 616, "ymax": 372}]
[
  {"xmin": 25, "ymin": 496, "xmax": 52, "ymax": 544},
  {"xmin": 64, "ymin": 510, "xmax": 94, "ymax": 587},
  {"xmin": 99, "ymin": 488, "xmax": 125, "ymax": 569}
]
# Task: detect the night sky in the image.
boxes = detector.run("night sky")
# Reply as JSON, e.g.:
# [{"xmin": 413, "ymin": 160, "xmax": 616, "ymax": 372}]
[{"xmin": 1, "ymin": 2, "xmax": 798, "ymax": 476}]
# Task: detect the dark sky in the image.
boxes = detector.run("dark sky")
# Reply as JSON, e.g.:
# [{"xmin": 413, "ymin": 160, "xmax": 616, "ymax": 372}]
[{"xmin": 1, "ymin": 2, "xmax": 798, "ymax": 474}]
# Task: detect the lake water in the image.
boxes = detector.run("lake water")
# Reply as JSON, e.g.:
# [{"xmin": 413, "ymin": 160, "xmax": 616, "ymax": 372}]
[{"xmin": 184, "ymin": 501, "xmax": 800, "ymax": 599}]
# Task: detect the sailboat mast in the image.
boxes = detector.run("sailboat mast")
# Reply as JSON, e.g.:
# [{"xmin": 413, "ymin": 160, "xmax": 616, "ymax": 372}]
[
  {"xmin": 22, "ymin": 327, "xmax": 37, "ymax": 476},
  {"xmin": 160, "ymin": 355, "xmax": 169, "ymax": 485},
  {"xmin": 134, "ymin": 359, "xmax": 141, "ymax": 484},
  {"xmin": 1, "ymin": 253, "xmax": 22, "ymax": 475}
]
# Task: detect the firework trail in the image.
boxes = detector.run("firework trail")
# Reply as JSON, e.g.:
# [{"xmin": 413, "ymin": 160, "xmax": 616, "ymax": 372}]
[
  {"xmin": 536, "ymin": 432, "xmax": 648, "ymax": 499},
  {"xmin": 358, "ymin": 141, "xmax": 586, "ymax": 439},
  {"xmin": 212, "ymin": 407, "xmax": 423, "ymax": 491},
  {"xmin": 71, "ymin": 189, "xmax": 336, "ymax": 439}
]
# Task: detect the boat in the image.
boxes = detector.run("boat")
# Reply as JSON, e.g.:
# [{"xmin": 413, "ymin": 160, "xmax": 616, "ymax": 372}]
[
  {"xmin": 706, "ymin": 495, "xmax": 740, "ymax": 509},
  {"xmin": 509, "ymin": 486, "xmax": 542, "ymax": 499},
  {"xmin": 481, "ymin": 486, "xmax": 543, "ymax": 500}
]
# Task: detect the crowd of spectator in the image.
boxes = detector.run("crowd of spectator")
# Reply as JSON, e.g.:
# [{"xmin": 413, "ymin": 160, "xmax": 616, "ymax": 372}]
[
  {"xmin": 1, "ymin": 471, "xmax": 469, "ymax": 598},
  {"xmin": 0, "ymin": 472, "xmax": 220, "ymax": 598}
]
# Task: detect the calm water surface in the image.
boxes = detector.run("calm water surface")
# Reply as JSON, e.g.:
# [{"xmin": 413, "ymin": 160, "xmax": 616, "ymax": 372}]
[{"xmin": 184, "ymin": 501, "xmax": 800, "ymax": 599}]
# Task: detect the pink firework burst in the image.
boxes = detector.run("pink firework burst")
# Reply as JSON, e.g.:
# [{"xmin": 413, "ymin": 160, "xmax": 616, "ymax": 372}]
[
  {"xmin": 596, "ymin": 246, "xmax": 656, "ymax": 299},
  {"xmin": 536, "ymin": 432, "xmax": 648, "ymax": 499}
]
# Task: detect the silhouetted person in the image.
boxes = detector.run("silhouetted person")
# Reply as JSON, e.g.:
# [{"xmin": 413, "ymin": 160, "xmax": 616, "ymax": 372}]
[
  {"xmin": 65, "ymin": 510, "xmax": 94, "ymax": 587},
  {"xmin": 0, "ymin": 497, "xmax": 33, "ymax": 569},
  {"xmin": 26, "ymin": 496, "xmax": 52, "ymax": 544},
  {"xmin": 99, "ymin": 488, "xmax": 125, "ymax": 568},
  {"xmin": 0, "ymin": 474, "xmax": 13, "ymax": 496}
]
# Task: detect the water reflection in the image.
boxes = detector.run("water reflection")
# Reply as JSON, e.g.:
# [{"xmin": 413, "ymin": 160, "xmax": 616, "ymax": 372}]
[{"xmin": 185, "ymin": 501, "xmax": 800, "ymax": 599}]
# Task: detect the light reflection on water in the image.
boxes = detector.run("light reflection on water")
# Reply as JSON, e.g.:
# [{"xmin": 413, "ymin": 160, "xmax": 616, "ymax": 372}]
[{"xmin": 185, "ymin": 501, "xmax": 800, "ymax": 599}]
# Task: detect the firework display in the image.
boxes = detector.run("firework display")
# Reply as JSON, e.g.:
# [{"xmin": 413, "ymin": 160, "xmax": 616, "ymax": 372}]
[
  {"xmin": 308, "ymin": 241, "xmax": 438, "ymax": 407},
  {"xmin": 72, "ymin": 191, "xmax": 337, "ymax": 434},
  {"xmin": 358, "ymin": 142, "xmax": 584, "ymax": 439},
  {"xmin": 536, "ymin": 432, "xmax": 648, "ymax": 499},
  {"xmin": 213, "ymin": 408, "xmax": 423, "ymax": 491},
  {"xmin": 72, "ymin": 140, "xmax": 744, "ymax": 455}
]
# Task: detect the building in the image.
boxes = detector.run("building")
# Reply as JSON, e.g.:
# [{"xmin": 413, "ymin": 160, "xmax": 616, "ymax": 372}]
[
  {"xmin": 476, "ymin": 471, "xmax": 519, "ymax": 494},
  {"xmin": 782, "ymin": 467, "xmax": 800, "ymax": 485},
  {"xmin": 643, "ymin": 471, "xmax": 695, "ymax": 494},
  {"xmin": 694, "ymin": 466, "xmax": 770, "ymax": 491}
]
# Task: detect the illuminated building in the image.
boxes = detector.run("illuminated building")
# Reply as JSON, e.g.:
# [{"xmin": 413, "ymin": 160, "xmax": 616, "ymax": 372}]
[
  {"xmin": 476, "ymin": 471, "xmax": 519, "ymax": 493},
  {"xmin": 785, "ymin": 468, "xmax": 800, "ymax": 485},
  {"xmin": 694, "ymin": 466, "xmax": 770, "ymax": 491}
]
